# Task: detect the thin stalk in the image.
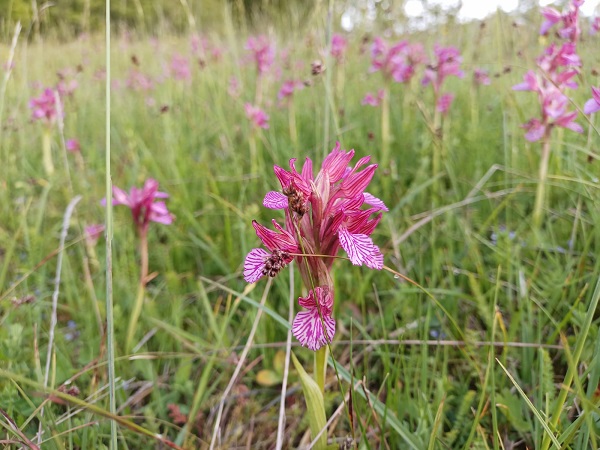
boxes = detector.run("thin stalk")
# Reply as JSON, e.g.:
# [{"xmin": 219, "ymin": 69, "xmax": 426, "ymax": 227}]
[
  {"xmin": 289, "ymin": 98, "xmax": 297, "ymax": 147},
  {"xmin": 42, "ymin": 128, "xmax": 54, "ymax": 176},
  {"xmin": 431, "ymin": 95, "xmax": 442, "ymax": 200},
  {"xmin": 532, "ymin": 133, "xmax": 551, "ymax": 232},
  {"xmin": 381, "ymin": 84, "xmax": 390, "ymax": 170},
  {"xmin": 322, "ymin": 0, "xmax": 334, "ymax": 159},
  {"xmin": 314, "ymin": 345, "xmax": 328, "ymax": 394},
  {"xmin": 249, "ymin": 130, "xmax": 258, "ymax": 175},
  {"xmin": 104, "ymin": 0, "xmax": 118, "ymax": 446},
  {"xmin": 126, "ymin": 228, "xmax": 148, "ymax": 353}
]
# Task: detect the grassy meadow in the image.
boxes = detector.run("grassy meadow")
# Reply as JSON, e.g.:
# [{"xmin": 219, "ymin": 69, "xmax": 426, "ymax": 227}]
[{"xmin": 0, "ymin": 3, "xmax": 599, "ymax": 449}]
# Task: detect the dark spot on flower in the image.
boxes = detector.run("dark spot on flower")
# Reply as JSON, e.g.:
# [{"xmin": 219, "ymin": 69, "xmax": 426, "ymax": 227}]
[{"xmin": 262, "ymin": 249, "xmax": 291, "ymax": 278}]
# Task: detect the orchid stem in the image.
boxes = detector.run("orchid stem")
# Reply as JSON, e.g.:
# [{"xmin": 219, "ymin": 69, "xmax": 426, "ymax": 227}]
[
  {"xmin": 381, "ymin": 84, "xmax": 390, "ymax": 170},
  {"xmin": 315, "ymin": 345, "xmax": 328, "ymax": 395},
  {"xmin": 289, "ymin": 98, "xmax": 297, "ymax": 147},
  {"xmin": 42, "ymin": 128, "xmax": 54, "ymax": 176},
  {"xmin": 126, "ymin": 228, "xmax": 148, "ymax": 353},
  {"xmin": 532, "ymin": 134, "xmax": 551, "ymax": 233},
  {"xmin": 249, "ymin": 131, "xmax": 258, "ymax": 175}
]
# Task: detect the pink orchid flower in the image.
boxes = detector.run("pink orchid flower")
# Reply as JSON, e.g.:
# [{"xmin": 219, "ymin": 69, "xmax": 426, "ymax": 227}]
[
  {"xmin": 29, "ymin": 88, "xmax": 60, "ymax": 124},
  {"xmin": 473, "ymin": 68, "xmax": 490, "ymax": 86},
  {"xmin": 245, "ymin": 35, "xmax": 275, "ymax": 75},
  {"xmin": 85, "ymin": 224, "xmax": 105, "ymax": 246},
  {"xmin": 66, "ymin": 139, "xmax": 80, "ymax": 153},
  {"xmin": 105, "ymin": 178, "xmax": 174, "ymax": 234},
  {"xmin": 277, "ymin": 80, "xmax": 303, "ymax": 101},
  {"xmin": 244, "ymin": 143, "xmax": 386, "ymax": 350},
  {"xmin": 422, "ymin": 44, "xmax": 464, "ymax": 94},
  {"xmin": 361, "ymin": 90, "xmax": 385, "ymax": 107},
  {"xmin": 370, "ymin": 37, "xmax": 419, "ymax": 83},
  {"xmin": 170, "ymin": 54, "xmax": 192, "ymax": 82},
  {"xmin": 331, "ymin": 34, "xmax": 347, "ymax": 62},
  {"xmin": 436, "ymin": 93, "xmax": 454, "ymax": 114},
  {"xmin": 245, "ymin": 103, "xmax": 269, "ymax": 129},
  {"xmin": 583, "ymin": 86, "xmax": 600, "ymax": 114}
]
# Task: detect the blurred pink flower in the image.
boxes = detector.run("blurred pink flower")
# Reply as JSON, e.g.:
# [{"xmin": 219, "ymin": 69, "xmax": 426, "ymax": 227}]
[
  {"xmin": 591, "ymin": 17, "xmax": 600, "ymax": 35},
  {"xmin": 246, "ymin": 35, "xmax": 275, "ymax": 75},
  {"xmin": 473, "ymin": 68, "xmax": 490, "ymax": 86},
  {"xmin": 66, "ymin": 139, "xmax": 80, "ymax": 153},
  {"xmin": 104, "ymin": 178, "xmax": 174, "ymax": 234},
  {"xmin": 245, "ymin": 103, "xmax": 269, "ymax": 129},
  {"xmin": 56, "ymin": 79, "xmax": 78, "ymax": 97},
  {"xmin": 583, "ymin": 86, "xmax": 600, "ymax": 114},
  {"xmin": 331, "ymin": 34, "xmax": 347, "ymax": 62},
  {"xmin": 540, "ymin": 0, "xmax": 583, "ymax": 42},
  {"xmin": 228, "ymin": 76, "xmax": 241, "ymax": 98},
  {"xmin": 170, "ymin": 54, "xmax": 191, "ymax": 82},
  {"xmin": 29, "ymin": 88, "xmax": 60, "ymax": 124},
  {"xmin": 126, "ymin": 69, "xmax": 154, "ymax": 91},
  {"xmin": 370, "ymin": 37, "xmax": 420, "ymax": 83},
  {"xmin": 85, "ymin": 224, "xmax": 105, "ymax": 246},
  {"xmin": 422, "ymin": 44, "xmax": 464, "ymax": 94},
  {"xmin": 436, "ymin": 93, "xmax": 454, "ymax": 114},
  {"xmin": 277, "ymin": 80, "xmax": 303, "ymax": 101},
  {"xmin": 361, "ymin": 90, "xmax": 384, "ymax": 107}
]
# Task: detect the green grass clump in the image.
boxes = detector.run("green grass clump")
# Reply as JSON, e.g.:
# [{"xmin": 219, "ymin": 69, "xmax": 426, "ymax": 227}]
[{"xmin": 0, "ymin": 4, "xmax": 598, "ymax": 449}]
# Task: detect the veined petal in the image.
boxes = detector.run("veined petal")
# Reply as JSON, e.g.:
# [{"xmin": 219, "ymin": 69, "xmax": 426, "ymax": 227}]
[
  {"xmin": 252, "ymin": 220, "xmax": 298, "ymax": 252},
  {"xmin": 292, "ymin": 309, "xmax": 336, "ymax": 351},
  {"xmin": 338, "ymin": 226, "xmax": 376, "ymax": 266},
  {"xmin": 341, "ymin": 164, "xmax": 377, "ymax": 198},
  {"xmin": 243, "ymin": 248, "xmax": 269, "ymax": 283},
  {"xmin": 263, "ymin": 191, "xmax": 288, "ymax": 209},
  {"xmin": 364, "ymin": 245, "xmax": 384, "ymax": 269},
  {"xmin": 363, "ymin": 192, "xmax": 388, "ymax": 211}
]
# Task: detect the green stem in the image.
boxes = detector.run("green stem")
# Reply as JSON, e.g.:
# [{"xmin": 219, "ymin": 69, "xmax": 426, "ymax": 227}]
[
  {"xmin": 104, "ymin": 0, "xmax": 117, "ymax": 444},
  {"xmin": 126, "ymin": 228, "xmax": 148, "ymax": 353},
  {"xmin": 42, "ymin": 129, "xmax": 54, "ymax": 176},
  {"xmin": 249, "ymin": 131, "xmax": 258, "ymax": 175},
  {"xmin": 432, "ymin": 96, "xmax": 442, "ymax": 200},
  {"xmin": 381, "ymin": 84, "xmax": 390, "ymax": 170},
  {"xmin": 532, "ymin": 133, "xmax": 551, "ymax": 232},
  {"xmin": 289, "ymin": 98, "xmax": 297, "ymax": 147},
  {"xmin": 315, "ymin": 345, "xmax": 328, "ymax": 395}
]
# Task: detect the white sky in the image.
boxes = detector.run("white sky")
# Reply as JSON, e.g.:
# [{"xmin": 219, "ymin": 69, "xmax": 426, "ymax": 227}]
[{"xmin": 404, "ymin": 0, "xmax": 600, "ymax": 21}]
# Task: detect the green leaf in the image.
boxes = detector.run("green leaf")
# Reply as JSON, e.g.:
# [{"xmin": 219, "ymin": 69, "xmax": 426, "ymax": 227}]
[{"xmin": 291, "ymin": 352, "xmax": 328, "ymax": 450}]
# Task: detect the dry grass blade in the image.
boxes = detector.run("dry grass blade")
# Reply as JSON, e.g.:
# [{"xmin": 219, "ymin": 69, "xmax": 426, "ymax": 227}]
[
  {"xmin": 209, "ymin": 278, "xmax": 273, "ymax": 449},
  {"xmin": 0, "ymin": 407, "xmax": 40, "ymax": 450}
]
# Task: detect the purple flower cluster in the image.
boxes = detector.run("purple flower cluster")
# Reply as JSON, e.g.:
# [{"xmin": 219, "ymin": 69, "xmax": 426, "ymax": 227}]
[
  {"xmin": 246, "ymin": 35, "xmax": 276, "ymax": 75},
  {"xmin": 513, "ymin": 0, "xmax": 583, "ymax": 142},
  {"xmin": 244, "ymin": 143, "xmax": 386, "ymax": 350},
  {"xmin": 369, "ymin": 38, "xmax": 423, "ymax": 83}
]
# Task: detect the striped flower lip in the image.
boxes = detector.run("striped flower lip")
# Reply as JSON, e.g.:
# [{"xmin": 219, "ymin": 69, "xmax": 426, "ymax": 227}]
[{"xmin": 291, "ymin": 286, "xmax": 335, "ymax": 351}]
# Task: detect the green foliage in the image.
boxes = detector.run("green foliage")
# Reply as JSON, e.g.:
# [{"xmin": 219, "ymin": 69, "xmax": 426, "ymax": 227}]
[{"xmin": 0, "ymin": 5, "xmax": 599, "ymax": 449}]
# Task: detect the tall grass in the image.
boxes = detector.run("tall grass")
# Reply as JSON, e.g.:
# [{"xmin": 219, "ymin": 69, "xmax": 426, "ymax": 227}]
[{"xmin": 0, "ymin": 4, "xmax": 598, "ymax": 449}]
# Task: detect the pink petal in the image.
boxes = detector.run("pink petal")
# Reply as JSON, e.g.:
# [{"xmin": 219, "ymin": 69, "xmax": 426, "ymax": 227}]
[
  {"xmin": 363, "ymin": 192, "xmax": 388, "ymax": 212},
  {"xmin": 112, "ymin": 187, "xmax": 130, "ymax": 206},
  {"xmin": 263, "ymin": 191, "xmax": 288, "ymax": 209},
  {"xmin": 243, "ymin": 248, "xmax": 269, "ymax": 283},
  {"xmin": 364, "ymin": 245, "xmax": 384, "ymax": 270},
  {"xmin": 292, "ymin": 309, "xmax": 336, "ymax": 351},
  {"xmin": 584, "ymin": 98, "xmax": 600, "ymax": 115},
  {"xmin": 338, "ymin": 226, "xmax": 376, "ymax": 266}
]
